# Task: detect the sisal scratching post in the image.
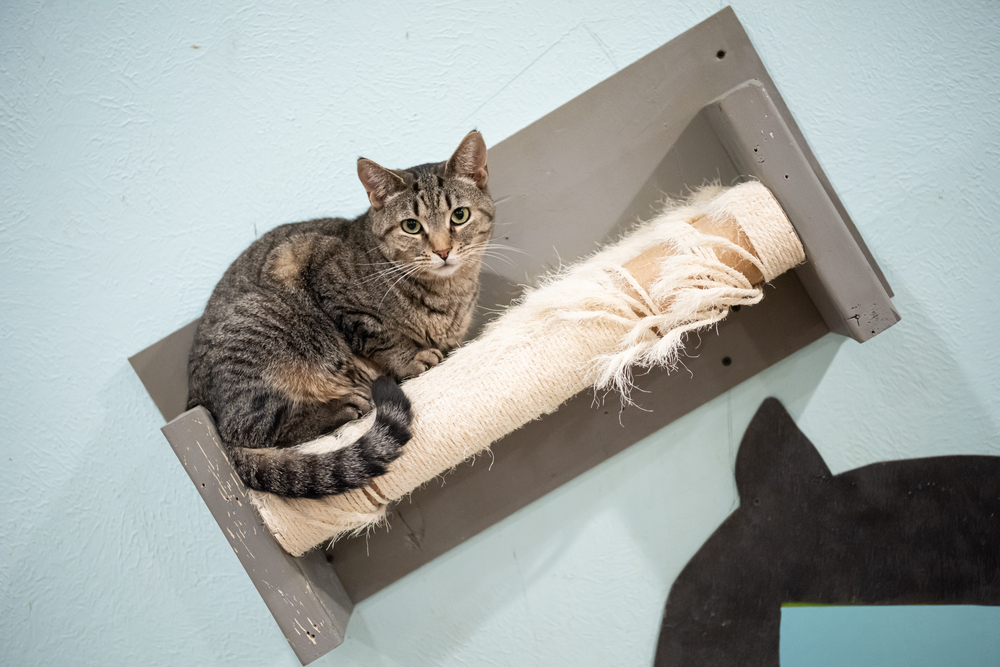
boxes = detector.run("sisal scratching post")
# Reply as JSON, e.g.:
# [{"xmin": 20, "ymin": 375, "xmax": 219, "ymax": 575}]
[{"xmin": 250, "ymin": 182, "xmax": 805, "ymax": 556}]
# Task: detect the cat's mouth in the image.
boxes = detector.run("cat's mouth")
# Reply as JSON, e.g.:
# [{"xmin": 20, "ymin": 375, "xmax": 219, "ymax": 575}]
[{"xmin": 428, "ymin": 259, "xmax": 462, "ymax": 278}]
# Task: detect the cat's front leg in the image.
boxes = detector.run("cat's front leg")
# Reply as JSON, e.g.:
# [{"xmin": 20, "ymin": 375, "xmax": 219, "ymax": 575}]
[
  {"xmin": 405, "ymin": 348, "xmax": 444, "ymax": 377},
  {"xmin": 338, "ymin": 387, "xmax": 374, "ymax": 421},
  {"xmin": 332, "ymin": 356, "xmax": 384, "ymax": 419},
  {"xmin": 369, "ymin": 344, "xmax": 443, "ymax": 380},
  {"xmin": 277, "ymin": 395, "xmax": 372, "ymax": 446}
]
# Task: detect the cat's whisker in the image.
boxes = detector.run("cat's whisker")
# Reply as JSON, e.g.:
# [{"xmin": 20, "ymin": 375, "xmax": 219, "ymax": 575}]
[
  {"xmin": 475, "ymin": 250, "xmax": 520, "ymax": 267},
  {"xmin": 359, "ymin": 266, "xmax": 402, "ymax": 279},
  {"xmin": 360, "ymin": 269, "xmax": 400, "ymax": 284},
  {"xmin": 479, "ymin": 260, "xmax": 509, "ymax": 275},
  {"xmin": 465, "ymin": 240, "xmax": 528, "ymax": 268},
  {"xmin": 467, "ymin": 238, "xmax": 523, "ymax": 252},
  {"xmin": 378, "ymin": 262, "xmax": 427, "ymax": 310},
  {"xmin": 476, "ymin": 247, "xmax": 517, "ymax": 258},
  {"xmin": 466, "ymin": 242, "xmax": 514, "ymax": 262},
  {"xmin": 360, "ymin": 260, "xmax": 423, "ymax": 284},
  {"xmin": 478, "ymin": 254, "xmax": 518, "ymax": 269},
  {"xmin": 364, "ymin": 262, "xmax": 410, "ymax": 277},
  {"xmin": 379, "ymin": 259, "xmax": 425, "ymax": 286},
  {"xmin": 485, "ymin": 242, "xmax": 529, "ymax": 256}
]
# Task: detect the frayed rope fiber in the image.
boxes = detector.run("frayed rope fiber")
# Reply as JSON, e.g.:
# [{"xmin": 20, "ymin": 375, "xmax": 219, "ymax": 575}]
[{"xmin": 249, "ymin": 182, "xmax": 805, "ymax": 556}]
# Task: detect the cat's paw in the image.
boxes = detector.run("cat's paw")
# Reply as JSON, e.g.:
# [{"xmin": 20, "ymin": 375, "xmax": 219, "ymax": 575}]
[
  {"xmin": 340, "ymin": 391, "xmax": 374, "ymax": 421},
  {"xmin": 406, "ymin": 348, "xmax": 444, "ymax": 376}
]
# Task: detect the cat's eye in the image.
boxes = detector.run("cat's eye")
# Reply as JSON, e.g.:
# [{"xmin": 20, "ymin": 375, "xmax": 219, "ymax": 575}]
[
  {"xmin": 401, "ymin": 219, "xmax": 422, "ymax": 234},
  {"xmin": 450, "ymin": 207, "xmax": 470, "ymax": 225}
]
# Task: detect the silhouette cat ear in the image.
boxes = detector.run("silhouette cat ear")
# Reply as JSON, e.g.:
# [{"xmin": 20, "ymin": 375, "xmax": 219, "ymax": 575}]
[
  {"xmin": 358, "ymin": 158, "xmax": 406, "ymax": 210},
  {"xmin": 734, "ymin": 398, "xmax": 833, "ymax": 506},
  {"xmin": 445, "ymin": 130, "xmax": 489, "ymax": 189}
]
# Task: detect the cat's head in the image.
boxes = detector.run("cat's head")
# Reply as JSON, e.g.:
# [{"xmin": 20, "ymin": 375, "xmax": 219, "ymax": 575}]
[{"xmin": 357, "ymin": 131, "xmax": 495, "ymax": 281}]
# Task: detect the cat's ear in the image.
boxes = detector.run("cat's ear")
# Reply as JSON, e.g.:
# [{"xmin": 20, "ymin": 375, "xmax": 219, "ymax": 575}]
[
  {"xmin": 445, "ymin": 130, "xmax": 489, "ymax": 189},
  {"xmin": 734, "ymin": 398, "xmax": 833, "ymax": 506},
  {"xmin": 358, "ymin": 158, "xmax": 406, "ymax": 210}
]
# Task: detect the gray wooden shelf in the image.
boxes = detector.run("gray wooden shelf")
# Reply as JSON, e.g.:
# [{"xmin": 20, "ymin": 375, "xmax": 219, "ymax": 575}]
[{"xmin": 129, "ymin": 7, "xmax": 897, "ymax": 664}]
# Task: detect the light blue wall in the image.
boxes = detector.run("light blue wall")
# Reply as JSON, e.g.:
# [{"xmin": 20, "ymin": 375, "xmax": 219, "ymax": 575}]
[{"xmin": 2, "ymin": 1, "xmax": 997, "ymax": 665}]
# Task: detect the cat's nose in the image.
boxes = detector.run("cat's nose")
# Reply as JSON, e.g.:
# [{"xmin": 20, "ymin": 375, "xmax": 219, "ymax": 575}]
[{"xmin": 433, "ymin": 248, "xmax": 451, "ymax": 260}]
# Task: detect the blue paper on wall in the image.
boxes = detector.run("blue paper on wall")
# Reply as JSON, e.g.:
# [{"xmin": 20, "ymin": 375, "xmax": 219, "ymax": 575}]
[{"xmin": 780, "ymin": 605, "xmax": 1000, "ymax": 667}]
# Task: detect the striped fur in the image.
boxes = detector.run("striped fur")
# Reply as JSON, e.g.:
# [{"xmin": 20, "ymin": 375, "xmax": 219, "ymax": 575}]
[
  {"xmin": 187, "ymin": 132, "xmax": 494, "ymax": 498},
  {"xmin": 229, "ymin": 377, "xmax": 412, "ymax": 499}
]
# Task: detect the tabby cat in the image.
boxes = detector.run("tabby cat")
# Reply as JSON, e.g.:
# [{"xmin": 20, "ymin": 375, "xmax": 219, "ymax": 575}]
[{"xmin": 187, "ymin": 131, "xmax": 495, "ymax": 498}]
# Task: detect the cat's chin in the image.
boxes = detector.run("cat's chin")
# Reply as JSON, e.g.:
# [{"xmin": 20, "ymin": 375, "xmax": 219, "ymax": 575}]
[{"xmin": 426, "ymin": 262, "xmax": 462, "ymax": 279}]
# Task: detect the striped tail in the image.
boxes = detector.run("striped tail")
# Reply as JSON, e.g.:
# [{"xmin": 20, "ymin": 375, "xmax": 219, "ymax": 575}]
[{"xmin": 229, "ymin": 377, "xmax": 412, "ymax": 499}]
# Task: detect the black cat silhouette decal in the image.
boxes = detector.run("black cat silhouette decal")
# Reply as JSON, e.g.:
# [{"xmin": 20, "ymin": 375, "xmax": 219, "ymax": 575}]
[{"xmin": 655, "ymin": 398, "xmax": 1000, "ymax": 666}]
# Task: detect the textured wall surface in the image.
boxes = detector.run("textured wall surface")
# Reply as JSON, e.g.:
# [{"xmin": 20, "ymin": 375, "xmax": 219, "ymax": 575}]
[{"xmin": 1, "ymin": 1, "xmax": 997, "ymax": 665}]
